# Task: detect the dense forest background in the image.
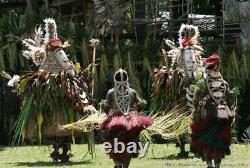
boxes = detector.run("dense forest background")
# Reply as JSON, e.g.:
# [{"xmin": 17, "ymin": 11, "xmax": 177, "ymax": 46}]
[{"xmin": 0, "ymin": 0, "xmax": 250, "ymax": 144}]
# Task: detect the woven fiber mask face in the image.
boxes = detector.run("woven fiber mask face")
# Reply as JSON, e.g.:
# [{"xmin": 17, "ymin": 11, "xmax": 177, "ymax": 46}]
[
  {"xmin": 114, "ymin": 69, "xmax": 131, "ymax": 114},
  {"xmin": 183, "ymin": 47, "xmax": 197, "ymax": 78}
]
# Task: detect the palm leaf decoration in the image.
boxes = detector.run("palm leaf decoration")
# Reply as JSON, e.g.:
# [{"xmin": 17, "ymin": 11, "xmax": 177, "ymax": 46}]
[
  {"xmin": 13, "ymin": 68, "xmax": 90, "ymax": 144},
  {"xmin": 13, "ymin": 93, "xmax": 34, "ymax": 144},
  {"xmin": 59, "ymin": 105, "xmax": 191, "ymax": 142},
  {"xmin": 142, "ymin": 105, "xmax": 191, "ymax": 141},
  {"xmin": 150, "ymin": 65, "xmax": 184, "ymax": 113},
  {"xmin": 59, "ymin": 112, "xmax": 107, "ymax": 133}
]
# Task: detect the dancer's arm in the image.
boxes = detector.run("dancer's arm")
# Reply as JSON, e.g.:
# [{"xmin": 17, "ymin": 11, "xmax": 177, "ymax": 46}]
[
  {"xmin": 225, "ymin": 82, "xmax": 238, "ymax": 120},
  {"xmin": 132, "ymin": 89, "xmax": 147, "ymax": 111},
  {"xmin": 103, "ymin": 89, "xmax": 114, "ymax": 114}
]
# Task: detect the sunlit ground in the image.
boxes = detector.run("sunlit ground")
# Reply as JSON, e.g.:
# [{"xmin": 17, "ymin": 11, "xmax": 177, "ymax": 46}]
[{"xmin": 0, "ymin": 144, "xmax": 249, "ymax": 168}]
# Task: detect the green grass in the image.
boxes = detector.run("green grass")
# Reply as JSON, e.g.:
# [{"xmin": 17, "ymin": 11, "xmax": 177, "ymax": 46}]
[{"xmin": 0, "ymin": 144, "xmax": 249, "ymax": 168}]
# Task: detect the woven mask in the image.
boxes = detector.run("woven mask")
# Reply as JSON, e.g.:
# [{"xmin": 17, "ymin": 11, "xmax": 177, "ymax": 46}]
[{"xmin": 114, "ymin": 69, "xmax": 131, "ymax": 114}]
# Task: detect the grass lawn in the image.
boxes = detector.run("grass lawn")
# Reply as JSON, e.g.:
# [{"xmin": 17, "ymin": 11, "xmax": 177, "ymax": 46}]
[{"xmin": 0, "ymin": 144, "xmax": 249, "ymax": 168}]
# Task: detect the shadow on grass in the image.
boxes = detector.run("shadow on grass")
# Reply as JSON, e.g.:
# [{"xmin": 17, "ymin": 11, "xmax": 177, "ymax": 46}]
[
  {"xmin": 0, "ymin": 146, "xmax": 6, "ymax": 152},
  {"xmin": 149, "ymin": 154, "xmax": 193, "ymax": 160},
  {"xmin": 12, "ymin": 160, "xmax": 92, "ymax": 167}
]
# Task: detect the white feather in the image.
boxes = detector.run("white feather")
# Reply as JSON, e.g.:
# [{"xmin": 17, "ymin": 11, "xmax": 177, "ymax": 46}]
[
  {"xmin": 165, "ymin": 39, "xmax": 177, "ymax": 49},
  {"xmin": 44, "ymin": 18, "xmax": 57, "ymax": 43},
  {"xmin": 178, "ymin": 24, "xmax": 200, "ymax": 47}
]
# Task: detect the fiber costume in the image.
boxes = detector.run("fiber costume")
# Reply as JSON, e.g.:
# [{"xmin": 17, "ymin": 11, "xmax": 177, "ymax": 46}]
[
  {"xmin": 152, "ymin": 24, "xmax": 204, "ymax": 156},
  {"xmin": 187, "ymin": 54, "xmax": 236, "ymax": 168},
  {"xmin": 12, "ymin": 18, "xmax": 90, "ymax": 162},
  {"xmin": 102, "ymin": 69, "xmax": 153, "ymax": 168}
]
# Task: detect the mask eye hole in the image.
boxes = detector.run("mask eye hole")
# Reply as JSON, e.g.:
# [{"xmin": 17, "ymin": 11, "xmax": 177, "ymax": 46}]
[
  {"xmin": 115, "ymin": 73, "xmax": 122, "ymax": 81},
  {"xmin": 123, "ymin": 73, "xmax": 128, "ymax": 81},
  {"xmin": 115, "ymin": 71, "xmax": 128, "ymax": 81}
]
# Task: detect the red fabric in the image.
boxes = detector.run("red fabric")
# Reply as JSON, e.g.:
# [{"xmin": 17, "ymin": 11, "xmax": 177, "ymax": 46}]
[
  {"xmin": 190, "ymin": 117, "xmax": 232, "ymax": 160},
  {"xmin": 102, "ymin": 111, "xmax": 154, "ymax": 164},
  {"xmin": 191, "ymin": 140, "xmax": 225, "ymax": 160},
  {"xmin": 49, "ymin": 38, "xmax": 62, "ymax": 43},
  {"xmin": 102, "ymin": 111, "xmax": 154, "ymax": 136},
  {"xmin": 190, "ymin": 117, "xmax": 214, "ymax": 133},
  {"xmin": 182, "ymin": 39, "xmax": 193, "ymax": 48},
  {"xmin": 217, "ymin": 120, "xmax": 232, "ymax": 144},
  {"xmin": 205, "ymin": 54, "xmax": 220, "ymax": 66},
  {"xmin": 46, "ymin": 38, "xmax": 63, "ymax": 51}
]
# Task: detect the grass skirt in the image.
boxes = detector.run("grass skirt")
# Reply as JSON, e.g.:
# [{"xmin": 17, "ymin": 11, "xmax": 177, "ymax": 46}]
[
  {"xmin": 190, "ymin": 117, "xmax": 233, "ymax": 160},
  {"xmin": 101, "ymin": 111, "xmax": 153, "ymax": 164},
  {"xmin": 14, "ymin": 70, "xmax": 89, "ymax": 143}
]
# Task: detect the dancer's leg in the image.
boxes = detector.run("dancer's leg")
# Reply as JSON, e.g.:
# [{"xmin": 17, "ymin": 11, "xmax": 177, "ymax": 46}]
[
  {"xmin": 114, "ymin": 161, "xmax": 122, "ymax": 168},
  {"xmin": 214, "ymin": 159, "xmax": 221, "ymax": 168},
  {"xmin": 122, "ymin": 157, "xmax": 131, "ymax": 168},
  {"xmin": 50, "ymin": 144, "xmax": 60, "ymax": 162},
  {"xmin": 176, "ymin": 140, "xmax": 189, "ymax": 158},
  {"xmin": 61, "ymin": 143, "xmax": 70, "ymax": 163},
  {"xmin": 204, "ymin": 152, "xmax": 213, "ymax": 168}
]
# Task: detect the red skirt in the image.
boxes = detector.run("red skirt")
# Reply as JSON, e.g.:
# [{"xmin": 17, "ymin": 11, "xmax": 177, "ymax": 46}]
[
  {"xmin": 190, "ymin": 117, "xmax": 233, "ymax": 160},
  {"xmin": 101, "ymin": 111, "xmax": 154, "ymax": 164}
]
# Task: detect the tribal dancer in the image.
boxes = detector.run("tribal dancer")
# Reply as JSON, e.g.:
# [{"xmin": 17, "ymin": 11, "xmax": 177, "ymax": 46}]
[
  {"xmin": 187, "ymin": 54, "xmax": 237, "ymax": 168},
  {"xmin": 102, "ymin": 69, "xmax": 153, "ymax": 168},
  {"xmin": 12, "ymin": 18, "xmax": 90, "ymax": 162},
  {"xmin": 152, "ymin": 24, "xmax": 204, "ymax": 157}
]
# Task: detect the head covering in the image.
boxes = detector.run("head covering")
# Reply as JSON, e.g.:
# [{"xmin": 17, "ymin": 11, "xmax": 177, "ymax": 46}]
[
  {"xmin": 44, "ymin": 18, "xmax": 58, "ymax": 43},
  {"xmin": 114, "ymin": 69, "xmax": 128, "ymax": 83},
  {"xmin": 43, "ymin": 19, "xmax": 65, "ymax": 51},
  {"xmin": 205, "ymin": 54, "xmax": 220, "ymax": 70},
  {"xmin": 22, "ymin": 18, "xmax": 74, "ymax": 75},
  {"xmin": 114, "ymin": 69, "xmax": 131, "ymax": 114},
  {"xmin": 204, "ymin": 54, "xmax": 226, "ymax": 105},
  {"xmin": 179, "ymin": 24, "xmax": 199, "ymax": 48}
]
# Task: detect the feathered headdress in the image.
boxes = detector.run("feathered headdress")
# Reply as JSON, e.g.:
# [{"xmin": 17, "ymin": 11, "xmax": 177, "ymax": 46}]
[
  {"xmin": 22, "ymin": 38, "xmax": 46, "ymax": 66},
  {"xmin": 34, "ymin": 25, "xmax": 44, "ymax": 46},
  {"xmin": 21, "ymin": 24, "xmax": 46, "ymax": 67},
  {"xmin": 44, "ymin": 18, "xmax": 58, "ymax": 43},
  {"xmin": 178, "ymin": 24, "xmax": 200, "ymax": 48},
  {"xmin": 164, "ymin": 24, "xmax": 204, "ymax": 71}
]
